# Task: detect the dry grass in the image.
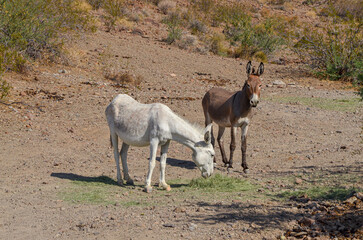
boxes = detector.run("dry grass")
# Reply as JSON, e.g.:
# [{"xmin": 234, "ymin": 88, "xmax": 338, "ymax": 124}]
[{"xmin": 104, "ymin": 70, "xmax": 143, "ymax": 86}]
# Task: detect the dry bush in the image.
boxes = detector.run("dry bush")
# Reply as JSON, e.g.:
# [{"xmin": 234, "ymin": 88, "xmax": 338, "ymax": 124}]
[
  {"xmin": 178, "ymin": 34, "xmax": 198, "ymax": 49},
  {"xmin": 104, "ymin": 70, "xmax": 143, "ymax": 86},
  {"xmin": 209, "ymin": 33, "xmax": 228, "ymax": 56},
  {"xmin": 157, "ymin": 0, "xmax": 176, "ymax": 14},
  {"xmin": 189, "ymin": 19, "xmax": 208, "ymax": 34}
]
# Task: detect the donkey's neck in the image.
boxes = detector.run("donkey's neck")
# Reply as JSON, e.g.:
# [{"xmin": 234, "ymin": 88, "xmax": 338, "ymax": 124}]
[
  {"xmin": 169, "ymin": 115, "xmax": 201, "ymax": 151},
  {"xmin": 233, "ymin": 88, "xmax": 252, "ymax": 118}
]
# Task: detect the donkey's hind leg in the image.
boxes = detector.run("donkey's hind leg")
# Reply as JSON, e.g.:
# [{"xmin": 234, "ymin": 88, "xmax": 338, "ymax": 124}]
[
  {"xmin": 110, "ymin": 132, "xmax": 123, "ymax": 185},
  {"xmin": 159, "ymin": 140, "xmax": 171, "ymax": 191},
  {"xmin": 120, "ymin": 143, "xmax": 134, "ymax": 185},
  {"xmin": 217, "ymin": 126, "xmax": 228, "ymax": 166}
]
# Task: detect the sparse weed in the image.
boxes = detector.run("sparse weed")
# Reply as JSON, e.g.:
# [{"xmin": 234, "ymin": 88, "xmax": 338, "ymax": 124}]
[
  {"xmin": 157, "ymin": 0, "xmax": 176, "ymax": 14},
  {"xmin": 267, "ymin": 95, "xmax": 362, "ymax": 112}
]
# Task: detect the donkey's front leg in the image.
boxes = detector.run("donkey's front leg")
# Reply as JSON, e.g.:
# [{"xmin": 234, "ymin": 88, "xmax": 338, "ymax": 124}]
[
  {"xmin": 241, "ymin": 123, "xmax": 249, "ymax": 174},
  {"xmin": 228, "ymin": 127, "xmax": 237, "ymax": 168},
  {"xmin": 159, "ymin": 140, "xmax": 171, "ymax": 191},
  {"xmin": 145, "ymin": 138, "xmax": 159, "ymax": 193}
]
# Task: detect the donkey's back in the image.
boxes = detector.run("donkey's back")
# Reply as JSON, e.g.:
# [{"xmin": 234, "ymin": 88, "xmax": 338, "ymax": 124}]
[{"xmin": 105, "ymin": 94, "xmax": 172, "ymax": 147}]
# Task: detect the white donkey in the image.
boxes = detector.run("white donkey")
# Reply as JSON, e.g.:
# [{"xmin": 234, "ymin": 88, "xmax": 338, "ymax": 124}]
[{"xmin": 105, "ymin": 94, "xmax": 215, "ymax": 193}]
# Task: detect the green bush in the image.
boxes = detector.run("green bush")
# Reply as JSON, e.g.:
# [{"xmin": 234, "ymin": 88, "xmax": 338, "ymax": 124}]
[
  {"xmin": 163, "ymin": 11, "xmax": 182, "ymax": 44},
  {"xmin": 294, "ymin": 6, "xmax": 362, "ymax": 84},
  {"xmin": 225, "ymin": 16, "xmax": 284, "ymax": 59},
  {"xmin": 103, "ymin": 0, "xmax": 126, "ymax": 30},
  {"xmin": 0, "ymin": 0, "xmax": 93, "ymax": 63}
]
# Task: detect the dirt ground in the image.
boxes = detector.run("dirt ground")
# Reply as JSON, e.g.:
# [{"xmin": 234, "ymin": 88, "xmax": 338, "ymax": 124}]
[{"xmin": 0, "ymin": 28, "xmax": 362, "ymax": 240}]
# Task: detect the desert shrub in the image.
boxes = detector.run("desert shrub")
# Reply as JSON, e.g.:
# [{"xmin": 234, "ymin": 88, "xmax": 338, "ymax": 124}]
[
  {"xmin": 163, "ymin": 11, "xmax": 182, "ymax": 44},
  {"xmin": 157, "ymin": 0, "xmax": 176, "ymax": 14},
  {"xmin": 0, "ymin": 44, "xmax": 24, "ymax": 99},
  {"xmin": 178, "ymin": 34, "xmax": 198, "ymax": 49},
  {"xmin": 294, "ymin": 7, "xmax": 362, "ymax": 82},
  {"xmin": 226, "ymin": 16, "xmax": 284, "ymax": 59},
  {"xmin": 0, "ymin": 0, "xmax": 93, "ymax": 63},
  {"xmin": 209, "ymin": 33, "xmax": 228, "ymax": 56},
  {"xmin": 189, "ymin": 19, "xmax": 208, "ymax": 34},
  {"xmin": 103, "ymin": 0, "xmax": 127, "ymax": 30},
  {"xmin": 191, "ymin": 0, "xmax": 216, "ymax": 14},
  {"xmin": 87, "ymin": 0, "xmax": 103, "ymax": 9}
]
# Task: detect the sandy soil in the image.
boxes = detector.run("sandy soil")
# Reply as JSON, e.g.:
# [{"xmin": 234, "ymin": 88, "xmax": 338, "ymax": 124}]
[{"xmin": 0, "ymin": 28, "xmax": 362, "ymax": 240}]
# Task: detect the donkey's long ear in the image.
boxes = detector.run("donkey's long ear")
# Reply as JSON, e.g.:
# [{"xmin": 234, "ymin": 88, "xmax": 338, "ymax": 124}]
[
  {"xmin": 246, "ymin": 61, "xmax": 252, "ymax": 75},
  {"xmin": 203, "ymin": 123, "xmax": 212, "ymax": 144},
  {"xmin": 257, "ymin": 62, "xmax": 264, "ymax": 76}
]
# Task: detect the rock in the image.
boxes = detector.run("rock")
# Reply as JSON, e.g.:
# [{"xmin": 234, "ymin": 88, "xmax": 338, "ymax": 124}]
[
  {"xmin": 354, "ymin": 192, "xmax": 363, "ymax": 200},
  {"xmin": 174, "ymin": 207, "xmax": 186, "ymax": 213},
  {"xmin": 344, "ymin": 196, "xmax": 358, "ymax": 205},
  {"xmin": 188, "ymin": 223, "xmax": 197, "ymax": 231},
  {"xmin": 163, "ymin": 223, "xmax": 175, "ymax": 228},
  {"xmin": 299, "ymin": 217, "xmax": 315, "ymax": 227},
  {"xmin": 170, "ymin": 73, "xmax": 176, "ymax": 77},
  {"xmin": 272, "ymin": 80, "xmax": 286, "ymax": 87}
]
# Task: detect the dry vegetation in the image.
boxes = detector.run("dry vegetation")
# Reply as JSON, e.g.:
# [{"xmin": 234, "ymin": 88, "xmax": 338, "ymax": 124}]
[{"xmin": 0, "ymin": 0, "xmax": 362, "ymax": 99}]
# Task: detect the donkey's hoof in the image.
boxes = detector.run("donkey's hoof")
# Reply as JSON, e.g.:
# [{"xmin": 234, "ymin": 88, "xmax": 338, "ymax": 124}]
[
  {"xmin": 243, "ymin": 168, "xmax": 250, "ymax": 174},
  {"xmin": 165, "ymin": 185, "xmax": 171, "ymax": 191},
  {"xmin": 159, "ymin": 183, "xmax": 171, "ymax": 191},
  {"xmin": 117, "ymin": 180, "xmax": 124, "ymax": 186},
  {"xmin": 144, "ymin": 186, "xmax": 153, "ymax": 193},
  {"xmin": 126, "ymin": 179, "xmax": 134, "ymax": 185}
]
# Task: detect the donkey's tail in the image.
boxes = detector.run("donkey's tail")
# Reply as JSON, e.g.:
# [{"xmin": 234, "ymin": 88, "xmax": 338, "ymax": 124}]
[{"xmin": 110, "ymin": 135, "xmax": 112, "ymax": 148}]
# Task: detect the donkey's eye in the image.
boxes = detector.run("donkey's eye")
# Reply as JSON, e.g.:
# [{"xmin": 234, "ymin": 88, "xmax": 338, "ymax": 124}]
[
  {"xmin": 259, "ymin": 84, "xmax": 262, "ymax": 88},
  {"xmin": 247, "ymin": 84, "xmax": 251, "ymax": 88}
]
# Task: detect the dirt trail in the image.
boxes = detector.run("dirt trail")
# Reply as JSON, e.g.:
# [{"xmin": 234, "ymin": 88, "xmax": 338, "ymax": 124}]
[{"xmin": 0, "ymin": 31, "xmax": 362, "ymax": 240}]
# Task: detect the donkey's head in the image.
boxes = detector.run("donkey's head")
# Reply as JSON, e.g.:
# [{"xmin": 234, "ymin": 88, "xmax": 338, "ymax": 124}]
[
  {"xmin": 245, "ymin": 61, "xmax": 264, "ymax": 107},
  {"xmin": 193, "ymin": 124, "xmax": 215, "ymax": 178}
]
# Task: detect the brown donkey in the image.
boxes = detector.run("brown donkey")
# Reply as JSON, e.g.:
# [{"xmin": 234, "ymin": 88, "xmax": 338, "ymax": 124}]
[{"xmin": 202, "ymin": 61, "xmax": 264, "ymax": 173}]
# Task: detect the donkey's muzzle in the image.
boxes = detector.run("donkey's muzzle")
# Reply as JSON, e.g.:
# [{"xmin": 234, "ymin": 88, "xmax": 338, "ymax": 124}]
[{"xmin": 250, "ymin": 99, "xmax": 259, "ymax": 107}]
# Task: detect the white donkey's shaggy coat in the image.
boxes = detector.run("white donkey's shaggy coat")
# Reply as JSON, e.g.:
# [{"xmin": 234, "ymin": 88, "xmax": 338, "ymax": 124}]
[{"xmin": 106, "ymin": 94, "xmax": 214, "ymax": 193}]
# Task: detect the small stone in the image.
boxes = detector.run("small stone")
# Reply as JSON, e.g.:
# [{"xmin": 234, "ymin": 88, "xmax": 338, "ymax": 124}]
[
  {"xmin": 170, "ymin": 73, "xmax": 176, "ymax": 77},
  {"xmin": 163, "ymin": 223, "xmax": 175, "ymax": 228}
]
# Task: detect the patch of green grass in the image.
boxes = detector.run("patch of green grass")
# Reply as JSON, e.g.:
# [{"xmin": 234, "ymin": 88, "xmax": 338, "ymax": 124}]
[
  {"xmin": 59, "ymin": 176, "xmax": 120, "ymax": 205},
  {"xmin": 58, "ymin": 174, "xmax": 263, "ymax": 206},
  {"xmin": 267, "ymin": 95, "xmax": 362, "ymax": 112},
  {"xmin": 189, "ymin": 173, "xmax": 257, "ymax": 192},
  {"xmin": 278, "ymin": 186, "xmax": 361, "ymax": 201}
]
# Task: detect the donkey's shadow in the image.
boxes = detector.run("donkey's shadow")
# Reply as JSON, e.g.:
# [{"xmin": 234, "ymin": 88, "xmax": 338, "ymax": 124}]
[
  {"xmin": 51, "ymin": 158, "xmax": 195, "ymax": 188},
  {"xmin": 50, "ymin": 173, "xmax": 119, "ymax": 185}
]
